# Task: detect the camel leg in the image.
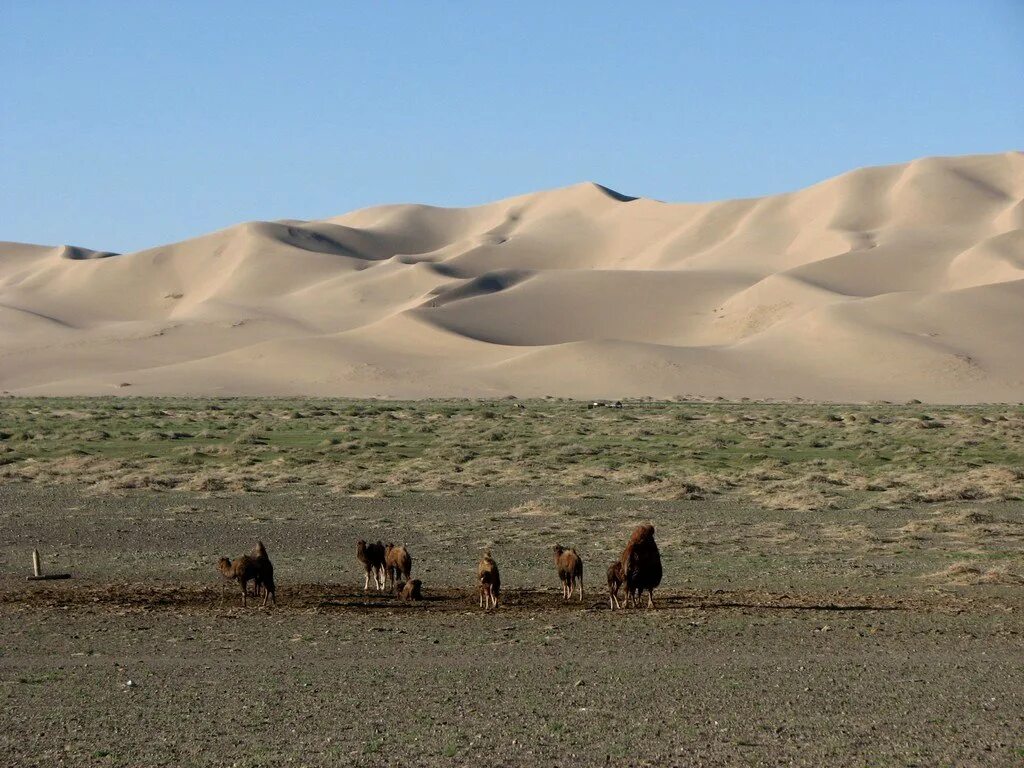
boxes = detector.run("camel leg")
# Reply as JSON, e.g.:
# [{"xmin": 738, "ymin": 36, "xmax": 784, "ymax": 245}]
[
  {"xmin": 647, "ymin": 590, "xmax": 655, "ymax": 609},
  {"xmin": 578, "ymin": 580, "xmax": 583, "ymax": 602},
  {"xmin": 364, "ymin": 571, "xmax": 370, "ymax": 591}
]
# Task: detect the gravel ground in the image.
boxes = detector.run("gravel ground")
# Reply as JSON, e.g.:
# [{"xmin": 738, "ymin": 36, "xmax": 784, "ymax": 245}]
[{"xmin": 1, "ymin": 485, "xmax": 1022, "ymax": 767}]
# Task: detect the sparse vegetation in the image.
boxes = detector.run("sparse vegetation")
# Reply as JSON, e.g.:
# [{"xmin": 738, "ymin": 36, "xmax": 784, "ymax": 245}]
[{"xmin": 1, "ymin": 398, "xmax": 1021, "ymax": 510}]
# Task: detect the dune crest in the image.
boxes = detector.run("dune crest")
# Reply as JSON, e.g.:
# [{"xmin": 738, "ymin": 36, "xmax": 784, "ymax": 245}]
[{"xmin": 2, "ymin": 152, "xmax": 1023, "ymax": 402}]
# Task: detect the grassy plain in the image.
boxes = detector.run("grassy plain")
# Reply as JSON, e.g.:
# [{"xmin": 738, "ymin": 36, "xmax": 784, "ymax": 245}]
[{"xmin": 2, "ymin": 397, "xmax": 1022, "ymax": 509}]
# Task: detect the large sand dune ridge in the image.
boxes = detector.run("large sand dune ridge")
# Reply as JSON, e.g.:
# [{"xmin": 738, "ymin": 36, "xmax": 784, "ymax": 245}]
[{"xmin": 2, "ymin": 152, "xmax": 1022, "ymax": 401}]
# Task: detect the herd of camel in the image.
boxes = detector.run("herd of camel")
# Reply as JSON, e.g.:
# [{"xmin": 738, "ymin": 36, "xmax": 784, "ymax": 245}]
[{"xmin": 217, "ymin": 524, "xmax": 663, "ymax": 611}]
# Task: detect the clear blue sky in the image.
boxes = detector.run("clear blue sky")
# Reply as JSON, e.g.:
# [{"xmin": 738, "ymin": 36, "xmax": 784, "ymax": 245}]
[{"xmin": 2, "ymin": 1, "xmax": 1021, "ymax": 253}]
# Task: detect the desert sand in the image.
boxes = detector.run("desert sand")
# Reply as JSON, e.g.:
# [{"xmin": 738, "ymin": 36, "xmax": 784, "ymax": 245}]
[{"xmin": 1, "ymin": 151, "xmax": 1022, "ymax": 402}]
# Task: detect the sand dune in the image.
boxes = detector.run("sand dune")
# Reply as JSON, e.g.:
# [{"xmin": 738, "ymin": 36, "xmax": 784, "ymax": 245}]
[{"xmin": 2, "ymin": 151, "xmax": 1022, "ymax": 401}]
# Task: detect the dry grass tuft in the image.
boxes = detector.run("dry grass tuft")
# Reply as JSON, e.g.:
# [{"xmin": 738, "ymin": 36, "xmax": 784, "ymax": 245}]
[
  {"xmin": 926, "ymin": 561, "xmax": 1024, "ymax": 586},
  {"xmin": 508, "ymin": 500, "xmax": 570, "ymax": 517}
]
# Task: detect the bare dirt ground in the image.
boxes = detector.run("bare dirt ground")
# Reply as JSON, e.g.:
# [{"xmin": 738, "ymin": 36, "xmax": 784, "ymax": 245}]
[{"xmin": 1, "ymin": 485, "xmax": 1022, "ymax": 767}]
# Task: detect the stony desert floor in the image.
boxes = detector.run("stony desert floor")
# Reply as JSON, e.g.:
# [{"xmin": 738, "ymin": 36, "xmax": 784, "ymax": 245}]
[{"xmin": 1, "ymin": 482, "xmax": 1022, "ymax": 767}]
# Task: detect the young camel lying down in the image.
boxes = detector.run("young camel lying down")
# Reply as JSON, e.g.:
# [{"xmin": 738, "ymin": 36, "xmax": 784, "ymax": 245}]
[
  {"xmin": 553, "ymin": 545, "xmax": 584, "ymax": 601},
  {"xmin": 477, "ymin": 549, "xmax": 501, "ymax": 610},
  {"xmin": 217, "ymin": 541, "xmax": 276, "ymax": 607},
  {"xmin": 356, "ymin": 539, "xmax": 387, "ymax": 591},
  {"xmin": 606, "ymin": 560, "xmax": 625, "ymax": 610},
  {"xmin": 395, "ymin": 579, "xmax": 423, "ymax": 600}
]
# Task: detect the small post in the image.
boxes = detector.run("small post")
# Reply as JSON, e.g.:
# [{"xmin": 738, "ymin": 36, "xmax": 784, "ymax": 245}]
[{"xmin": 27, "ymin": 548, "xmax": 71, "ymax": 581}]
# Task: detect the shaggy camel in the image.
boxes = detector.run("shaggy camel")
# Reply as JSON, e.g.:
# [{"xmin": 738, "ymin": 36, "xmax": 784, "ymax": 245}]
[
  {"xmin": 217, "ymin": 541, "xmax": 276, "ymax": 607},
  {"xmin": 620, "ymin": 524, "xmax": 662, "ymax": 608},
  {"xmin": 553, "ymin": 545, "xmax": 584, "ymax": 601},
  {"xmin": 477, "ymin": 550, "xmax": 501, "ymax": 610},
  {"xmin": 384, "ymin": 544, "xmax": 412, "ymax": 591},
  {"xmin": 250, "ymin": 541, "xmax": 276, "ymax": 605},
  {"xmin": 606, "ymin": 560, "xmax": 625, "ymax": 609},
  {"xmin": 356, "ymin": 540, "xmax": 387, "ymax": 591}
]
